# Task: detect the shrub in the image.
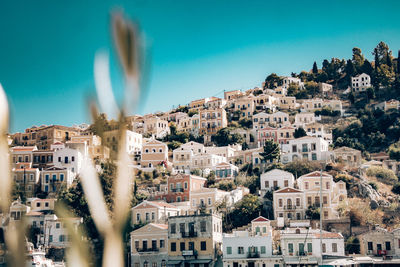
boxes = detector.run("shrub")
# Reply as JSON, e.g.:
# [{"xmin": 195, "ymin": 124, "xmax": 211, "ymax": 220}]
[
  {"xmin": 392, "ymin": 183, "xmax": 400, "ymax": 194},
  {"xmin": 366, "ymin": 166, "xmax": 397, "ymax": 184}
]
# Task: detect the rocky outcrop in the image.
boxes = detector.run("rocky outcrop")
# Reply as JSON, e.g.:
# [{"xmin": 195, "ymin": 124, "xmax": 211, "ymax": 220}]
[{"xmin": 358, "ymin": 179, "xmax": 389, "ymax": 207}]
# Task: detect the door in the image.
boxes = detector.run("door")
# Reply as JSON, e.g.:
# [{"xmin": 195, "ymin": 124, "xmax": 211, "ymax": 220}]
[
  {"xmin": 248, "ymin": 262, "xmax": 255, "ymax": 267},
  {"xmin": 233, "ymin": 263, "xmax": 238, "ymax": 267}
]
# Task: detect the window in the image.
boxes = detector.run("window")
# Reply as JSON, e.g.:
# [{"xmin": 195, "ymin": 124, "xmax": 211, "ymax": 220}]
[
  {"xmin": 160, "ymin": 239, "xmax": 165, "ymax": 248},
  {"xmin": 278, "ymin": 199, "xmax": 283, "ymax": 207},
  {"xmin": 311, "ymin": 153, "xmax": 317, "ymax": 161},
  {"xmin": 161, "ymin": 261, "xmax": 166, "ymax": 267},
  {"xmin": 143, "ymin": 240, "xmax": 148, "ymax": 250},
  {"xmin": 49, "ymin": 235, "xmax": 53, "ymax": 242},
  {"xmin": 146, "ymin": 213, "xmax": 150, "ymax": 221},
  {"xmin": 238, "ymin": 247, "xmax": 244, "ymax": 254},
  {"xmin": 60, "ymin": 174, "xmax": 64, "ymax": 182},
  {"xmin": 323, "ymin": 196, "xmax": 328, "ymax": 204},
  {"xmin": 368, "ymin": 242, "xmax": 373, "ymax": 250},
  {"xmin": 56, "ymin": 223, "xmax": 60, "ymax": 229},
  {"xmin": 179, "ymin": 223, "xmax": 185, "ymax": 233},
  {"xmin": 135, "ymin": 240, "xmax": 139, "ymax": 249},
  {"xmin": 208, "ymin": 198, "xmax": 212, "ymax": 205},
  {"xmin": 59, "ymin": 235, "xmax": 65, "ymax": 242},
  {"xmin": 305, "ymin": 182, "xmax": 309, "ymax": 190},
  {"xmin": 71, "ymin": 156, "xmax": 75, "ymax": 162},
  {"xmin": 180, "ymin": 242, "xmax": 185, "ymax": 251},
  {"xmin": 386, "ymin": 241, "xmax": 391, "ymax": 250},
  {"xmin": 170, "ymin": 223, "xmax": 176, "ymax": 234},
  {"xmin": 261, "ymin": 246, "xmax": 266, "ymax": 254},
  {"xmin": 284, "ymin": 180, "xmax": 288, "ymax": 187},
  {"xmin": 200, "ymin": 221, "xmax": 206, "ymax": 232},
  {"xmin": 332, "ymin": 243, "xmax": 338, "ymax": 252},
  {"xmin": 227, "ymin": 247, "xmax": 232, "ymax": 254},
  {"xmin": 151, "ymin": 212, "xmax": 155, "ymax": 221},
  {"xmin": 307, "ymin": 243, "xmax": 312, "ymax": 253},
  {"xmin": 152, "ymin": 263, "xmax": 157, "ymax": 267},
  {"xmin": 265, "ymin": 181, "xmax": 269, "ymax": 188},
  {"xmin": 189, "ymin": 242, "xmax": 194, "ymax": 251},
  {"xmin": 201, "ymin": 241, "xmax": 206, "ymax": 251},
  {"xmin": 324, "ymin": 211, "xmax": 328, "ymax": 218},
  {"xmin": 144, "ymin": 262, "xmax": 148, "ymax": 267},
  {"xmin": 288, "ymin": 243, "xmax": 293, "ymax": 253},
  {"xmin": 326, "ymin": 182, "xmax": 330, "ymax": 189},
  {"xmin": 136, "ymin": 213, "xmax": 141, "ymax": 222},
  {"xmin": 171, "ymin": 242, "xmax": 176, "ymax": 252},
  {"xmin": 322, "ymin": 243, "xmax": 326, "ymax": 253}
]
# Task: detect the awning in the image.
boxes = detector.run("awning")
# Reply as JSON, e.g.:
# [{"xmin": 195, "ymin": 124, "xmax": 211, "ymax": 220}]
[
  {"xmin": 167, "ymin": 261, "xmax": 182, "ymax": 265},
  {"xmin": 187, "ymin": 259, "xmax": 212, "ymax": 264}
]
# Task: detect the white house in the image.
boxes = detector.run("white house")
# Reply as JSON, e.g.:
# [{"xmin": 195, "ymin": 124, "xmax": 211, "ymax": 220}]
[
  {"xmin": 280, "ymin": 228, "xmax": 345, "ymax": 265},
  {"xmin": 223, "ymin": 216, "xmax": 283, "ymax": 267},
  {"xmin": 282, "ymin": 77, "xmax": 304, "ymax": 90},
  {"xmin": 281, "ymin": 136, "xmax": 330, "ymax": 164},
  {"xmin": 351, "ymin": 73, "xmax": 371, "ymax": 92},
  {"xmin": 294, "ymin": 112, "xmax": 316, "ymax": 127},
  {"xmin": 260, "ymin": 169, "xmax": 295, "ymax": 193}
]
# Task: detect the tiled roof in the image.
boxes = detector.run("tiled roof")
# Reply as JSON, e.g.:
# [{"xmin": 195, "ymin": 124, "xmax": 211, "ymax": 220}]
[
  {"xmin": 151, "ymin": 223, "xmax": 168, "ymax": 229},
  {"xmin": 252, "ymin": 216, "xmax": 269, "ymax": 222},
  {"xmin": 314, "ymin": 232, "xmax": 342, "ymax": 238},
  {"xmin": 275, "ymin": 187, "xmax": 302, "ymax": 193}
]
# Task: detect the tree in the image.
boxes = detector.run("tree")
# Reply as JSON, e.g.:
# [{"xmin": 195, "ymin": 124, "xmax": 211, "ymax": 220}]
[
  {"xmin": 389, "ymin": 141, "xmax": 400, "ymax": 160},
  {"xmin": 283, "ymin": 160, "xmax": 321, "ymax": 177},
  {"xmin": 238, "ymin": 118, "xmax": 252, "ymax": 129},
  {"xmin": 305, "ymin": 205, "xmax": 320, "ymax": 220},
  {"xmin": 392, "ymin": 183, "xmax": 400, "ymax": 194},
  {"xmin": 227, "ymin": 194, "xmax": 262, "ymax": 228},
  {"xmin": 312, "ymin": 61, "xmax": 318, "ymax": 74},
  {"xmin": 259, "ymin": 139, "xmax": 280, "ymax": 163},
  {"xmin": 294, "ymin": 127, "xmax": 307, "ymax": 138},
  {"xmin": 345, "ymin": 59, "xmax": 357, "ymax": 78},
  {"xmin": 348, "ymin": 92, "xmax": 355, "ymax": 104},
  {"xmin": 264, "ymin": 73, "xmax": 281, "ymax": 89},
  {"xmin": 360, "ymin": 59, "xmax": 373, "ymax": 76},
  {"xmin": 373, "ymin": 41, "xmax": 391, "ymax": 66},
  {"xmin": 304, "ymin": 81, "xmax": 319, "ymax": 97},
  {"xmin": 346, "ymin": 237, "xmax": 360, "ymax": 254},
  {"xmin": 212, "ymin": 128, "xmax": 244, "ymax": 146},
  {"xmin": 352, "ymin": 47, "xmax": 364, "ymax": 71},
  {"xmin": 366, "ymin": 87, "xmax": 375, "ymax": 101}
]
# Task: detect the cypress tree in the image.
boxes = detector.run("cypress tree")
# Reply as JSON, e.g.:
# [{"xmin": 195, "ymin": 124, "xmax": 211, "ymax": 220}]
[{"xmin": 312, "ymin": 61, "xmax": 318, "ymax": 74}]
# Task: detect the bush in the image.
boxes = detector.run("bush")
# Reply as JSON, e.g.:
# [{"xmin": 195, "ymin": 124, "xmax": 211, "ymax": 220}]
[
  {"xmin": 346, "ymin": 237, "xmax": 360, "ymax": 254},
  {"xmin": 368, "ymin": 182, "xmax": 378, "ymax": 190},
  {"xmin": 212, "ymin": 180, "xmax": 236, "ymax": 191},
  {"xmin": 366, "ymin": 166, "xmax": 397, "ymax": 184},
  {"xmin": 392, "ymin": 183, "xmax": 400, "ymax": 194}
]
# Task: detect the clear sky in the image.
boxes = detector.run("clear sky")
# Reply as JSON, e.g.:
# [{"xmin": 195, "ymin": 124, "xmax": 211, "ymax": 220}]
[{"xmin": 1, "ymin": 0, "xmax": 400, "ymax": 133}]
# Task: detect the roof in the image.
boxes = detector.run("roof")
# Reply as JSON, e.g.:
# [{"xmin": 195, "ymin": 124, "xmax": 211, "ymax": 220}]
[
  {"xmin": 314, "ymin": 232, "xmax": 343, "ymax": 238},
  {"xmin": 334, "ymin": 146, "xmax": 360, "ymax": 153},
  {"xmin": 26, "ymin": 211, "xmax": 44, "ymax": 216},
  {"xmin": 275, "ymin": 187, "xmax": 302, "ymax": 193},
  {"xmin": 262, "ymin": 168, "xmax": 294, "ymax": 177},
  {"xmin": 300, "ymin": 171, "xmax": 331, "ymax": 178},
  {"xmin": 11, "ymin": 146, "xmax": 37, "ymax": 152},
  {"xmin": 151, "ymin": 223, "xmax": 168, "ymax": 230},
  {"xmin": 252, "ymin": 216, "xmax": 269, "ymax": 222},
  {"xmin": 133, "ymin": 200, "xmax": 178, "ymax": 210}
]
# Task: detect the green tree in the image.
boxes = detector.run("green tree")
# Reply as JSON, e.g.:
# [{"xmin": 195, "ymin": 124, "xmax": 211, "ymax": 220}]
[
  {"xmin": 227, "ymin": 194, "xmax": 262, "ymax": 228},
  {"xmin": 392, "ymin": 183, "xmax": 400, "ymax": 194},
  {"xmin": 373, "ymin": 41, "xmax": 391, "ymax": 66},
  {"xmin": 360, "ymin": 59, "xmax": 373, "ymax": 76},
  {"xmin": 352, "ymin": 47, "xmax": 365, "ymax": 71},
  {"xmin": 346, "ymin": 237, "xmax": 360, "ymax": 254},
  {"xmin": 389, "ymin": 141, "xmax": 400, "ymax": 160},
  {"xmin": 305, "ymin": 205, "xmax": 320, "ymax": 220},
  {"xmin": 260, "ymin": 139, "xmax": 280, "ymax": 163},
  {"xmin": 264, "ymin": 73, "xmax": 282, "ymax": 89},
  {"xmin": 294, "ymin": 127, "xmax": 307, "ymax": 138},
  {"xmin": 212, "ymin": 128, "xmax": 244, "ymax": 146},
  {"xmin": 312, "ymin": 61, "xmax": 318, "ymax": 74},
  {"xmin": 283, "ymin": 160, "xmax": 321, "ymax": 177},
  {"xmin": 304, "ymin": 81, "xmax": 319, "ymax": 97}
]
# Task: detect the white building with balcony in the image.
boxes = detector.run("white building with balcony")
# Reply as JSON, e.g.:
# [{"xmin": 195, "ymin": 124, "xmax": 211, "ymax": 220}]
[
  {"xmin": 281, "ymin": 136, "xmax": 330, "ymax": 164},
  {"xmin": 351, "ymin": 73, "xmax": 371, "ymax": 92}
]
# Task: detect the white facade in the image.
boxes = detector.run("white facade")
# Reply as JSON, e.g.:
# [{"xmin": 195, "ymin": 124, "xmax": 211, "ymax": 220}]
[
  {"xmin": 281, "ymin": 136, "xmax": 330, "ymax": 164},
  {"xmin": 260, "ymin": 169, "xmax": 295, "ymax": 192},
  {"xmin": 294, "ymin": 112, "xmax": 316, "ymax": 127},
  {"xmin": 253, "ymin": 111, "xmax": 290, "ymax": 130},
  {"xmin": 282, "ymin": 77, "xmax": 304, "ymax": 90},
  {"xmin": 352, "ymin": 73, "xmax": 371, "ymax": 92}
]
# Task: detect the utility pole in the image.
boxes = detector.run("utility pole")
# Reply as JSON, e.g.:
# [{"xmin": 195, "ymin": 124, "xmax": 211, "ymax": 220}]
[{"xmin": 319, "ymin": 168, "xmax": 323, "ymax": 266}]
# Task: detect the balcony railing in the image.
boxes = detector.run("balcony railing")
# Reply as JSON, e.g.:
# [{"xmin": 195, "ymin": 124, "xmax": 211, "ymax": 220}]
[
  {"xmin": 137, "ymin": 247, "xmax": 159, "ymax": 253},
  {"xmin": 182, "ymin": 250, "xmax": 197, "ymax": 256},
  {"xmin": 182, "ymin": 231, "xmax": 197, "ymax": 238},
  {"xmin": 247, "ymin": 251, "xmax": 260, "ymax": 258},
  {"xmin": 171, "ymin": 188, "xmax": 184, "ymax": 193},
  {"xmin": 283, "ymin": 205, "xmax": 302, "ymax": 210}
]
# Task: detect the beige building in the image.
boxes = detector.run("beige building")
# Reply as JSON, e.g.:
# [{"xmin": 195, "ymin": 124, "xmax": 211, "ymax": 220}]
[
  {"xmin": 10, "ymin": 146, "xmax": 37, "ymax": 168},
  {"xmin": 144, "ymin": 116, "xmax": 170, "ymax": 139},
  {"xmin": 12, "ymin": 163, "xmax": 40, "ymax": 197},
  {"xmin": 294, "ymin": 112, "xmax": 316, "ymax": 127},
  {"xmin": 130, "ymin": 223, "xmax": 169, "ymax": 267},
  {"xmin": 131, "ymin": 200, "xmax": 181, "ymax": 225},
  {"xmin": 333, "ymin": 146, "xmax": 362, "ymax": 167},
  {"xmin": 232, "ymin": 95, "xmax": 256, "ymax": 119},
  {"xmin": 11, "ymin": 125, "xmax": 80, "ymax": 150},
  {"xmin": 358, "ymin": 227, "xmax": 395, "ymax": 256},
  {"xmin": 168, "ymin": 213, "xmax": 223, "ymax": 267},
  {"xmin": 273, "ymin": 187, "xmax": 306, "ymax": 223},
  {"xmin": 297, "ymin": 171, "xmax": 347, "ymax": 220},
  {"xmin": 253, "ymin": 111, "xmax": 290, "ymax": 130},
  {"xmin": 141, "ymin": 139, "xmax": 169, "ymax": 169},
  {"xmin": 278, "ymin": 96, "xmax": 297, "ymax": 110},
  {"xmin": 375, "ymin": 99, "xmax": 400, "ymax": 111},
  {"xmin": 199, "ymin": 108, "xmax": 227, "ymax": 142},
  {"xmin": 205, "ymin": 97, "xmax": 227, "ymax": 109},
  {"xmin": 41, "ymin": 166, "xmax": 74, "ymax": 195},
  {"xmin": 224, "ymin": 90, "xmax": 244, "ymax": 101},
  {"xmin": 190, "ymin": 188, "xmax": 229, "ymax": 214}
]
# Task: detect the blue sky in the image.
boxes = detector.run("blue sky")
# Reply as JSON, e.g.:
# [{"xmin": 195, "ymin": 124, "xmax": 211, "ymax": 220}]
[{"xmin": 1, "ymin": 0, "xmax": 400, "ymax": 132}]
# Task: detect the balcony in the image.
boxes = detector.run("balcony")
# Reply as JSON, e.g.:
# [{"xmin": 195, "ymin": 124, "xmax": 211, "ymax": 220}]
[
  {"xmin": 182, "ymin": 231, "xmax": 197, "ymax": 238},
  {"xmin": 283, "ymin": 205, "xmax": 302, "ymax": 210},
  {"xmin": 137, "ymin": 247, "xmax": 159, "ymax": 253},
  {"xmin": 241, "ymin": 107, "xmax": 247, "ymax": 110},
  {"xmin": 182, "ymin": 250, "xmax": 197, "ymax": 257},
  {"xmin": 247, "ymin": 251, "xmax": 260, "ymax": 258},
  {"xmin": 171, "ymin": 188, "xmax": 184, "ymax": 193}
]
